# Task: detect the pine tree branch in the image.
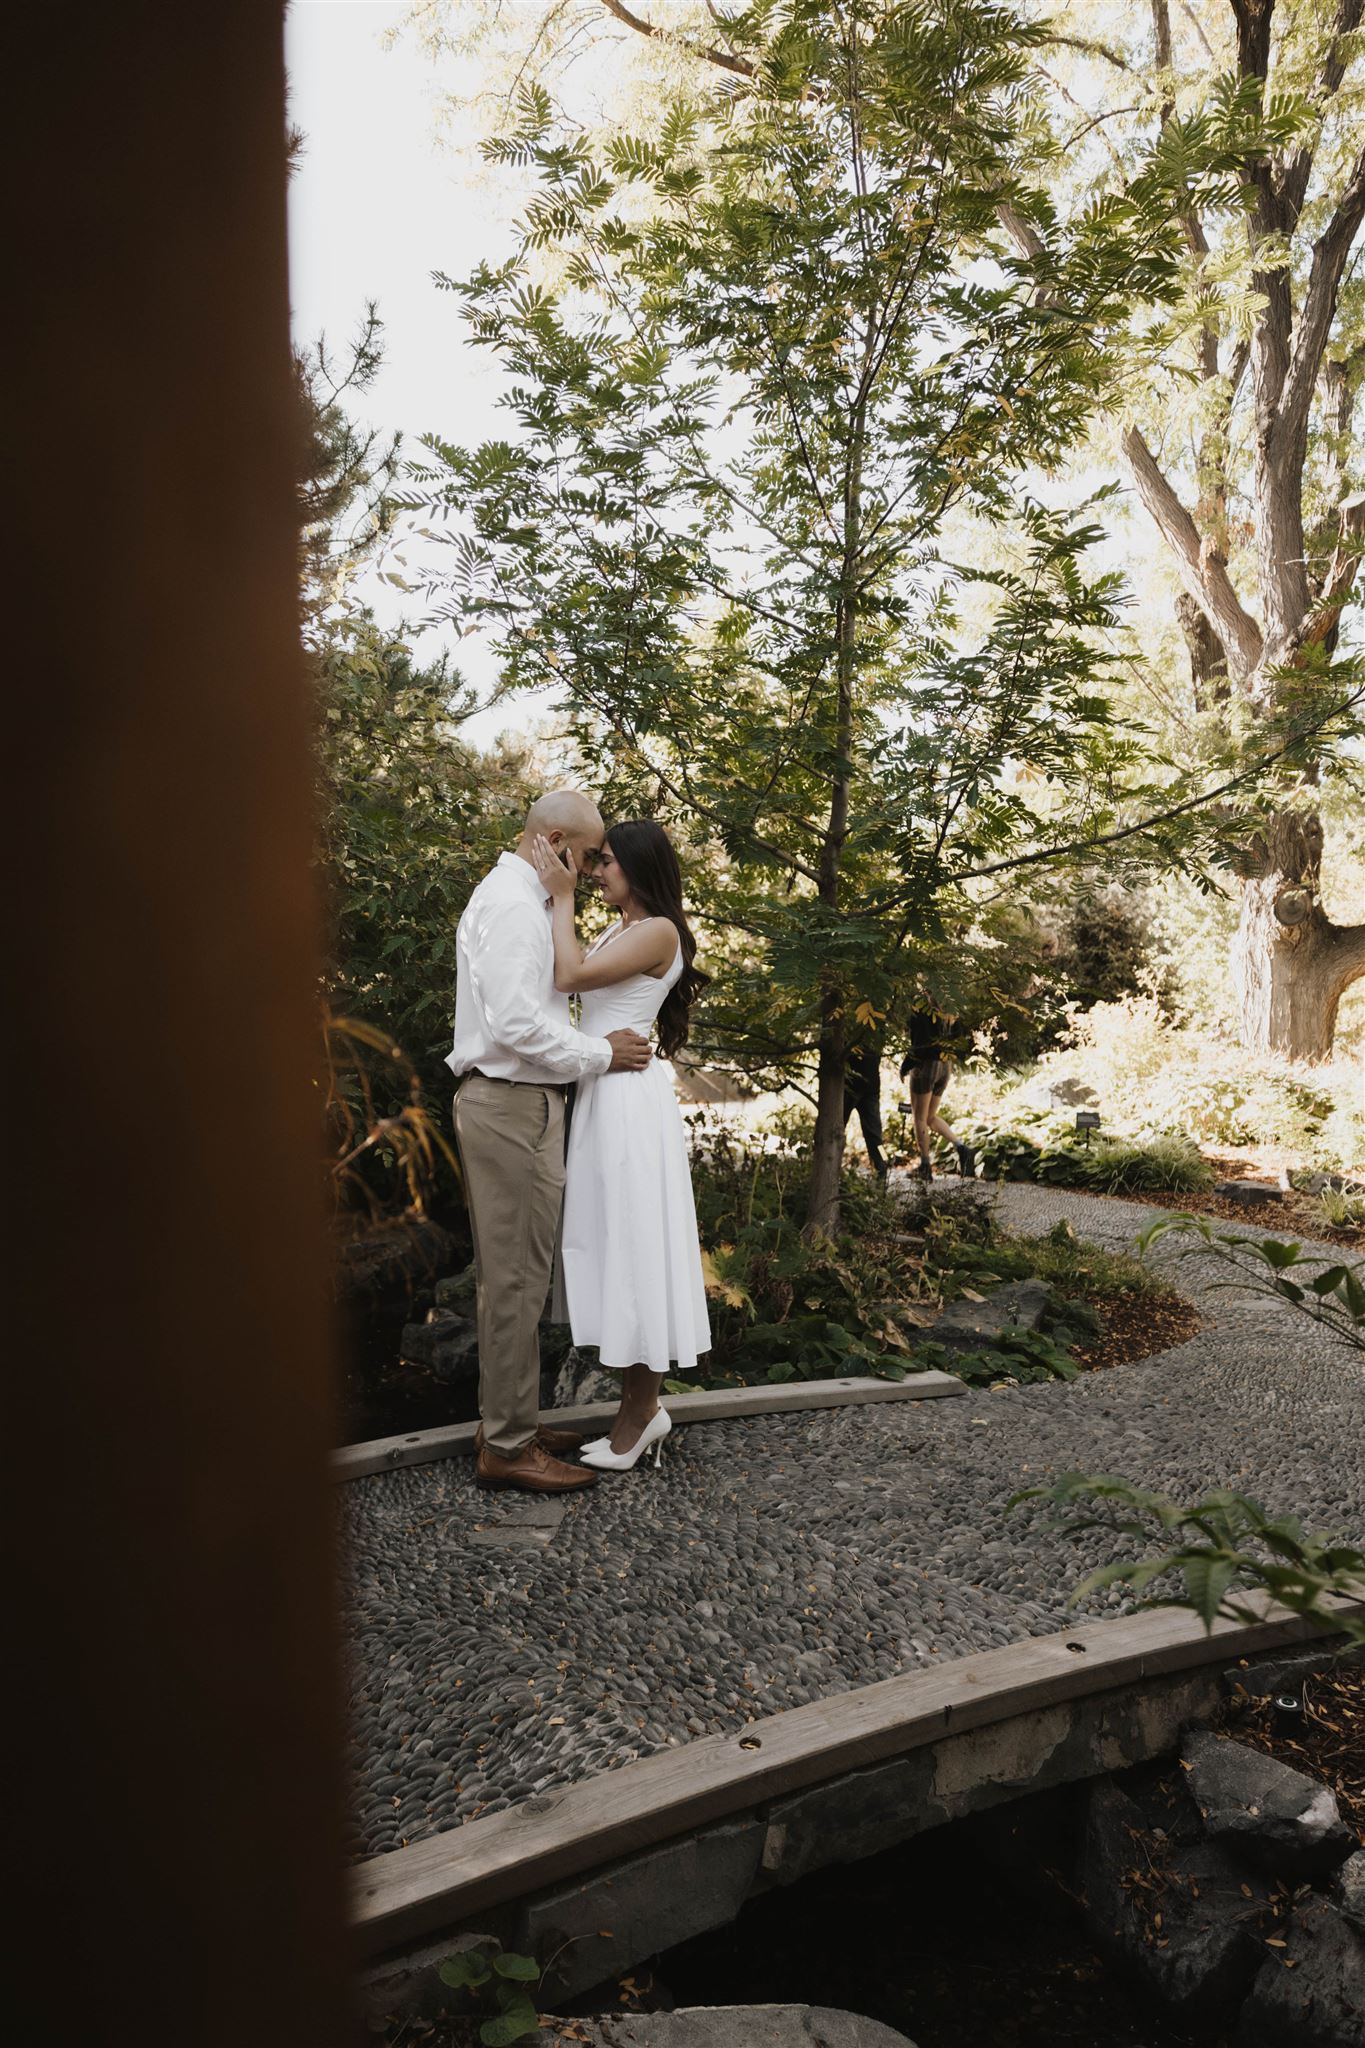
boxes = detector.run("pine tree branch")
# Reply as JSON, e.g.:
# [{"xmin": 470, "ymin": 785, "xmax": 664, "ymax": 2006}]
[{"xmin": 1120, "ymin": 425, "xmax": 1265, "ymax": 675}]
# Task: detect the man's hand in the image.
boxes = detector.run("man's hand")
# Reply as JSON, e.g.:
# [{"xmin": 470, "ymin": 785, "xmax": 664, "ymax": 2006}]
[
  {"xmin": 531, "ymin": 832, "xmax": 578, "ymax": 902},
  {"xmin": 606, "ymin": 1029, "xmax": 652, "ymax": 1072}
]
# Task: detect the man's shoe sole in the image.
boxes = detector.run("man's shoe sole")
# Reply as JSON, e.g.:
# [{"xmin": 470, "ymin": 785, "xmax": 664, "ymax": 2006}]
[{"xmin": 475, "ymin": 1466, "xmax": 596, "ymax": 1492}]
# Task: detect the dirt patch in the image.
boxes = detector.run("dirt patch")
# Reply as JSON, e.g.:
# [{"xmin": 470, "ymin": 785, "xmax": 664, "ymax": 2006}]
[
  {"xmin": 1070, "ymin": 1289, "xmax": 1205, "ymax": 1374},
  {"xmin": 1219, "ymin": 1660, "xmax": 1365, "ymax": 1846}
]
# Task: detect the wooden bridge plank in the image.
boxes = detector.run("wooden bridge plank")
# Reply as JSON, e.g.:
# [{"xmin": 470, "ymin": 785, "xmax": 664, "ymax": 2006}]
[
  {"xmin": 334, "ymin": 1372, "xmax": 965, "ymax": 1482},
  {"xmin": 352, "ymin": 1599, "xmax": 1358, "ymax": 1954}
]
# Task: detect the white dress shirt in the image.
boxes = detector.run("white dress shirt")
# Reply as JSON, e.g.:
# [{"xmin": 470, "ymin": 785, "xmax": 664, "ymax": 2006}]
[{"xmin": 446, "ymin": 852, "xmax": 614, "ymax": 1086}]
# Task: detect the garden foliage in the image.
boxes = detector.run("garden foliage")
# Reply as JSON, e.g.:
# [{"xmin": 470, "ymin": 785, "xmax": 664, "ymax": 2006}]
[
  {"xmin": 689, "ymin": 1125, "xmax": 1155, "ymax": 1389},
  {"xmin": 1010, "ymin": 1472, "xmax": 1365, "ymax": 1650},
  {"xmin": 963, "ymin": 1110, "xmax": 1214, "ymax": 1195}
]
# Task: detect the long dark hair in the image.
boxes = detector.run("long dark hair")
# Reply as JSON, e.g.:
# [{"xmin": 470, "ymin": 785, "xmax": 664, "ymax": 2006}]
[{"xmin": 604, "ymin": 819, "xmax": 710, "ymax": 1061}]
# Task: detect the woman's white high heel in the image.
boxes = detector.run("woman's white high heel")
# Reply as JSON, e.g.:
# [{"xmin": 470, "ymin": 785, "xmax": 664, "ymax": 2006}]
[{"xmin": 579, "ymin": 1406, "xmax": 671, "ymax": 1472}]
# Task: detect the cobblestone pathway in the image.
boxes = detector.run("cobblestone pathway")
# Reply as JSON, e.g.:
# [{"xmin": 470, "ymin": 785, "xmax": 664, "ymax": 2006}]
[{"xmin": 339, "ymin": 1185, "xmax": 1365, "ymax": 1860}]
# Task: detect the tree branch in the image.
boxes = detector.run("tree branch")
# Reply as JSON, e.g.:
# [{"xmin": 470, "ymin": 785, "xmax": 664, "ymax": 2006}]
[
  {"xmin": 1301, "ymin": 492, "xmax": 1365, "ymax": 646},
  {"xmin": 1121, "ymin": 424, "xmax": 1265, "ymax": 675},
  {"xmin": 1281, "ymin": 143, "xmax": 1365, "ymax": 455},
  {"xmin": 595, "ymin": 0, "xmax": 755, "ymax": 77},
  {"xmin": 940, "ymin": 687, "xmax": 1364, "ymax": 887},
  {"xmin": 1042, "ymin": 31, "xmax": 1136, "ymax": 73},
  {"xmin": 1326, "ymin": 918, "xmax": 1365, "ymax": 997},
  {"xmin": 1277, "ymin": 0, "xmax": 1364, "ymax": 221}
]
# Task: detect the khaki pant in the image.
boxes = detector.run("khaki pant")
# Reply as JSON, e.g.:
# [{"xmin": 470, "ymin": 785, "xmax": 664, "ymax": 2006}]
[{"xmin": 453, "ymin": 1075, "xmax": 566, "ymax": 1456}]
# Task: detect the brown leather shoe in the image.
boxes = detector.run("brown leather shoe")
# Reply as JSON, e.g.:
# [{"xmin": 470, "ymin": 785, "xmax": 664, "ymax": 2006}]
[
  {"xmin": 475, "ymin": 1440, "xmax": 597, "ymax": 1493},
  {"xmin": 474, "ymin": 1422, "xmax": 587, "ymax": 1457}
]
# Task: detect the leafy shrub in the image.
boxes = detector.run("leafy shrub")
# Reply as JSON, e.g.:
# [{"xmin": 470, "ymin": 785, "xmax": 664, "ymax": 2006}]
[
  {"xmin": 953, "ymin": 994, "xmax": 1364, "ymax": 1174},
  {"xmin": 1010, "ymin": 1473, "xmax": 1365, "ymax": 1647},
  {"xmin": 690, "ymin": 1122, "xmax": 927, "ymax": 1384},
  {"xmin": 1137, "ymin": 1212, "xmax": 1365, "ymax": 1353},
  {"xmin": 323, "ymin": 1007, "xmax": 459, "ymax": 1218},
  {"xmin": 1318, "ymin": 1184, "xmax": 1365, "ymax": 1230},
  {"xmin": 315, "ymin": 616, "xmax": 539, "ymax": 1217},
  {"xmin": 910, "ymin": 1326, "xmax": 1081, "ymax": 1387},
  {"xmin": 965, "ymin": 1110, "xmax": 1213, "ymax": 1194},
  {"xmin": 689, "ymin": 1130, "xmax": 1152, "ymax": 1388},
  {"xmin": 437, "ymin": 1946, "xmax": 542, "ymax": 2045}
]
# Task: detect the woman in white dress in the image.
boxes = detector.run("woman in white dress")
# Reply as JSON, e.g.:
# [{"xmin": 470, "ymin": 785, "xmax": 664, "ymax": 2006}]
[{"xmin": 530, "ymin": 820, "xmax": 711, "ymax": 1472}]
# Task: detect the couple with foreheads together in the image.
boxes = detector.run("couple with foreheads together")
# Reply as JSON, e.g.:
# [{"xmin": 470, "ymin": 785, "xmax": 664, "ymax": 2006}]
[{"xmin": 448, "ymin": 790, "xmax": 712, "ymax": 1494}]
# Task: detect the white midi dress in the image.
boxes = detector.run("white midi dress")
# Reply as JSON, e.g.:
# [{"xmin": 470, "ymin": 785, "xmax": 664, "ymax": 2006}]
[{"xmin": 554, "ymin": 925, "xmax": 712, "ymax": 1373}]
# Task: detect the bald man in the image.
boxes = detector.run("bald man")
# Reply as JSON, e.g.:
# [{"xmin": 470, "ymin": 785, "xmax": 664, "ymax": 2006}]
[{"xmin": 448, "ymin": 791, "xmax": 652, "ymax": 1493}]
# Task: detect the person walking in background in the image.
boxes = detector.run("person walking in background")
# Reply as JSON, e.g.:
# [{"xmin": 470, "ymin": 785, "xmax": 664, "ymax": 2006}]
[
  {"xmin": 900, "ymin": 1004, "xmax": 975, "ymax": 1183},
  {"xmin": 448, "ymin": 789, "xmax": 653, "ymax": 1496},
  {"xmin": 533, "ymin": 818, "xmax": 712, "ymax": 1473},
  {"xmin": 843, "ymin": 1031, "xmax": 888, "ymax": 1179}
]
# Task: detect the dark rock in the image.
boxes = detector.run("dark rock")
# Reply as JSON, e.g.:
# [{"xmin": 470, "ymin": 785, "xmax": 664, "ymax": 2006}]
[
  {"xmin": 1337, "ymin": 1853, "xmax": 1365, "ymax": 1937},
  {"xmin": 334, "ymin": 1217, "xmax": 457, "ymax": 1301},
  {"xmin": 930, "ymin": 1278, "xmax": 1052, "ymax": 1355},
  {"xmin": 1213, "ymin": 1181, "xmax": 1284, "ymax": 1207},
  {"xmin": 398, "ymin": 1309, "xmax": 478, "ymax": 1385},
  {"xmin": 566, "ymin": 2012, "xmax": 915, "ymax": 2048},
  {"xmin": 1224, "ymin": 1644, "xmax": 1365, "ymax": 1704},
  {"xmin": 433, "ymin": 1265, "xmax": 477, "ymax": 1312},
  {"xmin": 1080, "ymin": 1779, "xmax": 1275, "ymax": 2026},
  {"xmin": 1183, "ymin": 1731, "xmax": 1354, "ymax": 1882},
  {"xmin": 551, "ymin": 1344, "xmax": 619, "ymax": 1408},
  {"xmin": 1234, "ymin": 1897, "xmax": 1365, "ymax": 2047},
  {"xmin": 522, "ymin": 1821, "xmax": 766, "ymax": 2001}
]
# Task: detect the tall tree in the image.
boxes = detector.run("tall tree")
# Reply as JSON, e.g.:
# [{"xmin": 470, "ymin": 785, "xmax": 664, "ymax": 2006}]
[
  {"xmin": 402, "ymin": 0, "xmax": 1365, "ymax": 1062},
  {"xmin": 1003, "ymin": 0, "xmax": 1365, "ymax": 1059},
  {"xmin": 409, "ymin": 0, "xmax": 1204, "ymax": 1234}
]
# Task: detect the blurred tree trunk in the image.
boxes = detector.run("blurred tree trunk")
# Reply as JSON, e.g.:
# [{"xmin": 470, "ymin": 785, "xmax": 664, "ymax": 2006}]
[{"xmin": 6, "ymin": 9, "xmax": 353, "ymax": 2047}]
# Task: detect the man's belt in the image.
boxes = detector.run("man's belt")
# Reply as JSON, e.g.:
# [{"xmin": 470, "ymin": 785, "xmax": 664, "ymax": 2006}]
[{"xmin": 467, "ymin": 1068, "xmax": 567, "ymax": 1093}]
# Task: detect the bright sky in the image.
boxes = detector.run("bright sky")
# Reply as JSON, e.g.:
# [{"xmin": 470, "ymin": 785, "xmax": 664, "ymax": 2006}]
[{"xmin": 285, "ymin": 0, "xmax": 563, "ymax": 739}]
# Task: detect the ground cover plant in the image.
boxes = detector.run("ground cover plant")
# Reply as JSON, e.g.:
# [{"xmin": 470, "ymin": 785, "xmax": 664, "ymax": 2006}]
[
  {"xmin": 687, "ymin": 1126, "xmax": 1183, "ymax": 1391},
  {"xmin": 959, "ymin": 1110, "xmax": 1215, "ymax": 1195}
]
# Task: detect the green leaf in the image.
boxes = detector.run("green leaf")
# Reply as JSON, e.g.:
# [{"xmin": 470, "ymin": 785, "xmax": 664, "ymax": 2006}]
[
  {"xmin": 492, "ymin": 1954, "xmax": 542, "ymax": 1982},
  {"xmin": 439, "ymin": 1954, "xmax": 492, "ymax": 1990},
  {"xmin": 480, "ymin": 2011, "xmax": 541, "ymax": 2047},
  {"xmin": 1180, "ymin": 1555, "xmax": 1238, "ymax": 1630}
]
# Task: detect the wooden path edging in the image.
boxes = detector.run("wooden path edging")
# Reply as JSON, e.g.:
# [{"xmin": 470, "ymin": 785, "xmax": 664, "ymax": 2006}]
[
  {"xmin": 334, "ymin": 1372, "xmax": 965, "ymax": 1482},
  {"xmin": 352, "ymin": 1599, "xmax": 1360, "ymax": 1958}
]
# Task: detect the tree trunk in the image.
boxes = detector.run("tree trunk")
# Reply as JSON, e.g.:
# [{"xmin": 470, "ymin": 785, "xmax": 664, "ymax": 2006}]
[
  {"xmin": 1174, "ymin": 591, "xmax": 1229, "ymax": 707},
  {"xmin": 804, "ymin": 399, "xmax": 867, "ymax": 1241},
  {"xmin": 1232, "ymin": 809, "xmax": 1365, "ymax": 1059},
  {"xmin": 807, "ymin": 987, "xmax": 849, "ymax": 1240}
]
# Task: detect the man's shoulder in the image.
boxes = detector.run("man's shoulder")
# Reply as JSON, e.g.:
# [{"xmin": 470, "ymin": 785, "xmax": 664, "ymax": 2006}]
[{"xmin": 463, "ymin": 863, "xmax": 545, "ymax": 934}]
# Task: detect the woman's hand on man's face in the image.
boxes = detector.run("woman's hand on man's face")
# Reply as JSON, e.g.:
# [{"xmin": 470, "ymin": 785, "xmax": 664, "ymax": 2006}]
[{"xmin": 531, "ymin": 833, "xmax": 578, "ymax": 901}]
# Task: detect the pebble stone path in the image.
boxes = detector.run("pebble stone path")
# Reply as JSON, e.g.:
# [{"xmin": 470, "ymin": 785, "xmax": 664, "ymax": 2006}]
[{"xmin": 339, "ymin": 1184, "xmax": 1365, "ymax": 1862}]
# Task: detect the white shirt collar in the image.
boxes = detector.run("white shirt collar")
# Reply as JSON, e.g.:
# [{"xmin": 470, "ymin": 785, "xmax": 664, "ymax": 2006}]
[{"xmin": 497, "ymin": 849, "xmax": 550, "ymax": 906}]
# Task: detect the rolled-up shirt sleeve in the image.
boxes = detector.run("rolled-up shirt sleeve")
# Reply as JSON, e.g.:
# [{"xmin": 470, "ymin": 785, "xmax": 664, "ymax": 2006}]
[{"xmin": 471, "ymin": 903, "xmax": 613, "ymax": 1081}]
